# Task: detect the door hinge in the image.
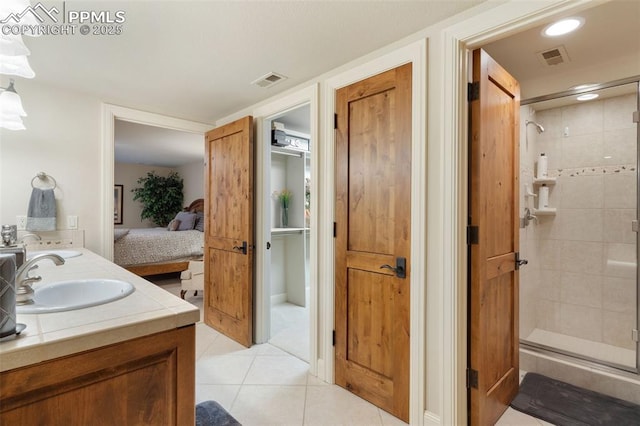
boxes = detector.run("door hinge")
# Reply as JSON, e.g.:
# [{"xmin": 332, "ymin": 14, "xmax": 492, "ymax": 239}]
[
  {"xmin": 633, "ymin": 111, "xmax": 639, "ymax": 123},
  {"xmin": 467, "ymin": 368, "xmax": 478, "ymax": 389},
  {"xmin": 334, "ymin": 113, "xmax": 338, "ymax": 129},
  {"xmin": 333, "ymin": 222, "xmax": 337, "ymax": 238},
  {"xmin": 633, "ymin": 329, "xmax": 639, "ymax": 342},
  {"xmin": 515, "ymin": 252, "xmax": 528, "ymax": 270},
  {"xmin": 468, "ymin": 82, "xmax": 480, "ymax": 102},
  {"xmin": 332, "ymin": 330, "xmax": 336, "ymax": 346},
  {"xmin": 467, "ymin": 225, "xmax": 479, "ymax": 245},
  {"xmin": 633, "ymin": 220, "xmax": 638, "ymax": 233}
]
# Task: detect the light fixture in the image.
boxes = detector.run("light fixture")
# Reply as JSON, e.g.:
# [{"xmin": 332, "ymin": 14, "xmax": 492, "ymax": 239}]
[
  {"xmin": 0, "ymin": 34, "xmax": 31, "ymax": 57},
  {"xmin": 576, "ymin": 93, "xmax": 599, "ymax": 101},
  {"xmin": 571, "ymin": 83, "xmax": 598, "ymax": 91},
  {"xmin": 0, "ymin": 79, "xmax": 27, "ymax": 130},
  {"xmin": 543, "ymin": 18, "xmax": 584, "ymax": 37},
  {"xmin": 0, "ymin": 55, "xmax": 35, "ymax": 79}
]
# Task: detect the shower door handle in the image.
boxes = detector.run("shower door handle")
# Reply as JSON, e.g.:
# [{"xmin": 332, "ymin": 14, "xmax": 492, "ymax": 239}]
[{"xmin": 515, "ymin": 252, "xmax": 528, "ymax": 270}]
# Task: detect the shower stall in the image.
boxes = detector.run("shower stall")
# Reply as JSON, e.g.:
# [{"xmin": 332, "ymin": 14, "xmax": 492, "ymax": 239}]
[{"xmin": 518, "ymin": 77, "xmax": 640, "ymax": 396}]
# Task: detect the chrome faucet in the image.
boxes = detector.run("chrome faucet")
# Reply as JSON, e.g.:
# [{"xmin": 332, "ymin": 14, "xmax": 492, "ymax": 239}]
[
  {"xmin": 520, "ymin": 207, "xmax": 538, "ymax": 228},
  {"xmin": 15, "ymin": 253, "xmax": 65, "ymax": 305}
]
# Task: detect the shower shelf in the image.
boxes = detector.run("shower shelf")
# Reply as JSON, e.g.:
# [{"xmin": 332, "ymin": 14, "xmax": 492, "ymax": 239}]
[
  {"xmin": 533, "ymin": 208, "xmax": 557, "ymax": 215},
  {"xmin": 533, "ymin": 177, "xmax": 556, "ymax": 185}
]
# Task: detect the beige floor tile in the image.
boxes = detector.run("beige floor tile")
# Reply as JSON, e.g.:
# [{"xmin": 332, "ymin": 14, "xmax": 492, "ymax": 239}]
[
  {"xmin": 379, "ymin": 409, "xmax": 408, "ymax": 425},
  {"xmin": 244, "ymin": 354, "xmax": 309, "ymax": 385},
  {"xmin": 496, "ymin": 408, "xmax": 553, "ymax": 426},
  {"xmin": 202, "ymin": 332, "xmax": 262, "ymax": 357},
  {"xmin": 195, "ymin": 384, "xmax": 241, "ymax": 411},
  {"xmin": 231, "ymin": 385, "xmax": 306, "ymax": 426},
  {"xmin": 304, "ymin": 385, "xmax": 382, "ymax": 426},
  {"xmin": 196, "ymin": 354, "xmax": 255, "ymax": 385}
]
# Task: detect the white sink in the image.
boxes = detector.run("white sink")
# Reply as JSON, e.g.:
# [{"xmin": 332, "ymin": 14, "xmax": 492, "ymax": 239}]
[
  {"xmin": 27, "ymin": 249, "xmax": 83, "ymax": 260},
  {"xmin": 17, "ymin": 279, "xmax": 135, "ymax": 314}
]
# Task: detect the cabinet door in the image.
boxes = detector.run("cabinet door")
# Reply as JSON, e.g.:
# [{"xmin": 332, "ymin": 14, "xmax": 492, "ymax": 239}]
[{"xmin": 0, "ymin": 326, "xmax": 195, "ymax": 425}]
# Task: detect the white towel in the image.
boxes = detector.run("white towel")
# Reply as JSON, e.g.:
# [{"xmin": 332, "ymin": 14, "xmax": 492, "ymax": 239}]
[{"xmin": 26, "ymin": 188, "xmax": 56, "ymax": 231}]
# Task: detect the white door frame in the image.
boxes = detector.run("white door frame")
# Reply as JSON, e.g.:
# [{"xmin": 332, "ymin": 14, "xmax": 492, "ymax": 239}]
[
  {"xmin": 437, "ymin": 1, "xmax": 603, "ymax": 424},
  {"xmin": 100, "ymin": 104, "xmax": 212, "ymax": 260},
  {"xmin": 251, "ymin": 85, "xmax": 319, "ymax": 374},
  {"xmin": 323, "ymin": 40, "xmax": 427, "ymax": 425}
]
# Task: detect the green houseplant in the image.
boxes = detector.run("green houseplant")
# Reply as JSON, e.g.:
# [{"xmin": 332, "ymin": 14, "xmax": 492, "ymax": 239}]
[{"xmin": 132, "ymin": 171, "xmax": 184, "ymax": 226}]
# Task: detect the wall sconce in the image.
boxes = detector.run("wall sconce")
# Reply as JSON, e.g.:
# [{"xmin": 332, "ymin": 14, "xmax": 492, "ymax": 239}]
[
  {"xmin": 0, "ymin": 80, "xmax": 27, "ymax": 130},
  {"xmin": 0, "ymin": 34, "xmax": 35, "ymax": 78}
]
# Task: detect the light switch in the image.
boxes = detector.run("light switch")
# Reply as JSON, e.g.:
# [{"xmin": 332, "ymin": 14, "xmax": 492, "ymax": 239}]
[{"xmin": 67, "ymin": 215, "xmax": 78, "ymax": 230}]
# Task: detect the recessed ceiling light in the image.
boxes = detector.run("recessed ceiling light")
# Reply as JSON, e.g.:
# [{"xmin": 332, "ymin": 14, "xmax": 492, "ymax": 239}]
[
  {"xmin": 543, "ymin": 18, "xmax": 584, "ymax": 37},
  {"xmin": 576, "ymin": 93, "xmax": 599, "ymax": 101},
  {"xmin": 571, "ymin": 83, "xmax": 598, "ymax": 90}
]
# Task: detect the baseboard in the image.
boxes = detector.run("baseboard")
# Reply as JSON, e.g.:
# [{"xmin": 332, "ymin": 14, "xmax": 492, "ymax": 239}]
[
  {"xmin": 424, "ymin": 410, "xmax": 441, "ymax": 426},
  {"xmin": 271, "ymin": 293, "xmax": 287, "ymax": 305}
]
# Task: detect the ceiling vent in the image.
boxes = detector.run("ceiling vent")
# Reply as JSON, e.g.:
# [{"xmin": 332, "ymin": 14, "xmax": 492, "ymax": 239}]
[
  {"xmin": 251, "ymin": 72, "xmax": 287, "ymax": 88},
  {"xmin": 537, "ymin": 45, "xmax": 571, "ymax": 67}
]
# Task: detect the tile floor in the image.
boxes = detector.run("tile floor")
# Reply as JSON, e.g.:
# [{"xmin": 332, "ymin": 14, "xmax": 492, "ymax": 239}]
[{"xmin": 152, "ymin": 275, "xmax": 550, "ymax": 425}]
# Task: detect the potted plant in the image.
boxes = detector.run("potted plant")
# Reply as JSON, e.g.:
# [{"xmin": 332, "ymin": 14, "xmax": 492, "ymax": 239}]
[
  {"xmin": 278, "ymin": 188, "xmax": 292, "ymax": 228},
  {"xmin": 132, "ymin": 171, "xmax": 184, "ymax": 227}
]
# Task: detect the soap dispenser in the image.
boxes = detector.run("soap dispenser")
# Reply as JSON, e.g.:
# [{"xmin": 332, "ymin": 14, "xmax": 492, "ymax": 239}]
[
  {"xmin": 0, "ymin": 253, "xmax": 17, "ymax": 338},
  {"xmin": 0, "ymin": 224, "xmax": 26, "ymax": 268}
]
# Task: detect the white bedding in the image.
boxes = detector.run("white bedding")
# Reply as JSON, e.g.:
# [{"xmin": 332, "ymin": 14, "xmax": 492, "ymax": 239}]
[{"xmin": 114, "ymin": 227, "xmax": 204, "ymax": 267}]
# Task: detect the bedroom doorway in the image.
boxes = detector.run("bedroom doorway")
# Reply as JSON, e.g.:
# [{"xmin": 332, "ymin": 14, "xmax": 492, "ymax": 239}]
[{"xmin": 263, "ymin": 104, "xmax": 312, "ymax": 362}]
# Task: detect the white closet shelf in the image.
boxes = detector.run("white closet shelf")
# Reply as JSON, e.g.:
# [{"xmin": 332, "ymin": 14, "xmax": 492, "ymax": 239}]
[
  {"xmin": 271, "ymin": 227, "xmax": 308, "ymax": 235},
  {"xmin": 533, "ymin": 208, "xmax": 557, "ymax": 215},
  {"xmin": 533, "ymin": 177, "xmax": 557, "ymax": 185}
]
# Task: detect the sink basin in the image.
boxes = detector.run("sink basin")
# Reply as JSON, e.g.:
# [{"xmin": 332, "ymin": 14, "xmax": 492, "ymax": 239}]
[
  {"xmin": 16, "ymin": 279, "xmax": 135, "ymax": 314},
  {"xmin": 27, "ymin": 249, "xmax": 83, "ymax": 260}
]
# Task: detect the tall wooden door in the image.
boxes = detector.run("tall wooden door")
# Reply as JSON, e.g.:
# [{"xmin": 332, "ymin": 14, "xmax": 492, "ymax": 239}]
[
  {"xmin": 468, "ymin": 49, "xmax": 521, "ymax": 425},
  {"xmin": 204, "ymin": 116, "xmax": 254, "ymax": 347},
  {"xmin": 335, "ymin": 63, "xmax": 412, "ymax": 422}
]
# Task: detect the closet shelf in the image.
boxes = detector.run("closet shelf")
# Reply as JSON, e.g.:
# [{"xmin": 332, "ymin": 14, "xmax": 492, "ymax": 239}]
[
  {"xmin": 533, "ymin": 208, "xmax": 557, "ymax": 216},
  {"xmin": 271, "ymin": 227, "xmax": 308, "ymax": 235},
  {"xmin": 533, "ymin": 177, "xmax": 557, "ymax": 185}
]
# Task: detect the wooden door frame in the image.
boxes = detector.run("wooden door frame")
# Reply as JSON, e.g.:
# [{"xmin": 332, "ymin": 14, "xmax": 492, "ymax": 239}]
[
  {"xmin": 324, "ymin": 41, "xmax": 427, "ymax": 425},
  {"xmin": 440, "ymin": 1, "xmax": 603, "ymax": 424}
]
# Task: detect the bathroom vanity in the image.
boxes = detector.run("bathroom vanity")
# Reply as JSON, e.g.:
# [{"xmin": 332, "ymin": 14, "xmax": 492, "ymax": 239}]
[{"xmin": 0, "ymin": 249, "xmax": 200, "ymax": 425}]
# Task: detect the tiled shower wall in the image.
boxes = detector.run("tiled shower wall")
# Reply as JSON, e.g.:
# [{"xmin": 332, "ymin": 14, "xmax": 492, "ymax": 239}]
[{"xmin": 520, "ymin": 92, "xmax": 637, "ymax": 351}]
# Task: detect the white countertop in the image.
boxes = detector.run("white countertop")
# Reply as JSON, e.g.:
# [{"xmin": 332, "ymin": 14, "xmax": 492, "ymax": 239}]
[{"xmin": 0, "ymin": 248, "xmax": 200, "ymax": 372}]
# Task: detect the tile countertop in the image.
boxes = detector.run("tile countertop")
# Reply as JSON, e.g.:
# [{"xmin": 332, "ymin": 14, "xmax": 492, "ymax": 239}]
[{"xmin": 0, "ymin": 248, "xmax": 200, "ymax": 372}]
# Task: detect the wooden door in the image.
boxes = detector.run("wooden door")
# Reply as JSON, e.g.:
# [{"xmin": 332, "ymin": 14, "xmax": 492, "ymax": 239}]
[
  {"xmin": 335, "ymin": 63, "xmax": 412, "ymax": 422},
  {"xmin": 204, "ymin": 116, "xmax": 254, "ymax": 347},
  {"xmin": 468, "ymin": 49, "xmax": 521, "ymax": 426}
]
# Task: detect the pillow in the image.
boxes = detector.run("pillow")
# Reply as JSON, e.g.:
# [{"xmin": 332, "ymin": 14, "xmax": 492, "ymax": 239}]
[
  {"xmin": 114, "ymin": 228, "xmax": 130, "ymax": 241},
  {"xmin": 167, "ymin": 219, "xmax": 181, "ymax": 231},
  {"xmin": 194, "ymin": 211, "xmax": 205, "ymax": 232},
  {"xmin": 174, "ymin": 211, "xmax": 197, "ymax": 231}
]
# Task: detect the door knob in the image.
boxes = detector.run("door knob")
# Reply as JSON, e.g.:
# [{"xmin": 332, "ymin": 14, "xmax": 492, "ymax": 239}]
[
  {"xmin": 379, "ymin": 257, "xmax": 406, "ymax": 278},
  {"xmin": 515, "ymin": 252, "xmax": 528, "ymax": 270},
  {"xmin": 233, "ymin": 241, "xmax": 248, "ymax": 255}
]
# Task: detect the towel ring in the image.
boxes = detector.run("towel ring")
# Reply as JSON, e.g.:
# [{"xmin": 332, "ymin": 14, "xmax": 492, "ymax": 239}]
[{"xmin": 31, "ymin": 172, "xmax": 57, "ymax": 190}]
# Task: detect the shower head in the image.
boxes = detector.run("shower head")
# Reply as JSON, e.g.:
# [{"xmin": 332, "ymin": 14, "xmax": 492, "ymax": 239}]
[{"xmin": 526, "ymin": 120, "xmax": 545, "ymax": 134}]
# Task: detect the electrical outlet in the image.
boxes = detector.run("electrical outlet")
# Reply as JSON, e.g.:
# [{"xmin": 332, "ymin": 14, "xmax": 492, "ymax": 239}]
[
  {"xmin": 16, "ymin": 215, "xmax": 27, "ymax": 230},
  {"xmin": 67, "ymin": 215, "xmax": 78, "ymax": 230}
]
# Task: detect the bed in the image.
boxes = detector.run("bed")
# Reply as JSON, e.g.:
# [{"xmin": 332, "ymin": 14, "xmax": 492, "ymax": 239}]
[{"xmin": 114, "ymin": 199, "xmax": 205, "ymax": 276}]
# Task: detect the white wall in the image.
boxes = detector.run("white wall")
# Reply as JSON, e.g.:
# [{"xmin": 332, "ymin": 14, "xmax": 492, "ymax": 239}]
[
  {"xmin": 115, "ymin": 161, "xmax": 204, "ymax": 229},
  {"xmin": 177, "ymin": 160, "xmax": 204, "ymax": 205},
  {"xmin": 0, "ymin": 79, "xmax": 103, "ymax": 253},
  {"xmin": 114, "ymin": 162, "xmax": 175, "ymax": 229}
]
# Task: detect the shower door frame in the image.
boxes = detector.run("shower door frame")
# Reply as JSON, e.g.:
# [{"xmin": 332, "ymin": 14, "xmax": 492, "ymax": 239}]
[{"xmin": 519, "ymin": 75, "xmax": 640, "ymax": 375}]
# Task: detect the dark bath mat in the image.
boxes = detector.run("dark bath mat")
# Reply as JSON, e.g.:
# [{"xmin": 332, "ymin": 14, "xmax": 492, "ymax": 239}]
[
  {"xmin": 196, "ymin": 400, "xmax": 242, "ymax": 426},
  {"xmin": 511, "ymin": 372, "xmax": 640, "ymax": 426}
]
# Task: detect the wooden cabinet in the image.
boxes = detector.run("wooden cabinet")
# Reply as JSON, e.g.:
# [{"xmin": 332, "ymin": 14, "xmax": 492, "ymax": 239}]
[{"xmin": 0, "ymin": 325, "xmax": 195, "ymax": 425}]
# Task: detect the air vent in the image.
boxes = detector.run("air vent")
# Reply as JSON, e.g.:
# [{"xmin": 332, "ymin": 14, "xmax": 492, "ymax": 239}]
[
  {"xmin": 251, "ymin": 72, "xmax": 287, "ymax": 88},
  {"xmin": 537, "ymin": 45, "xmax": 571, "ymax": 67}
]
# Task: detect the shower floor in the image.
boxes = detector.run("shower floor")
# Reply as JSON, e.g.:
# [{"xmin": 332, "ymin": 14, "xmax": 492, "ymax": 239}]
[{"xmin": 524, "ymin": 328, "xmax": 635, "ymax": 368}]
